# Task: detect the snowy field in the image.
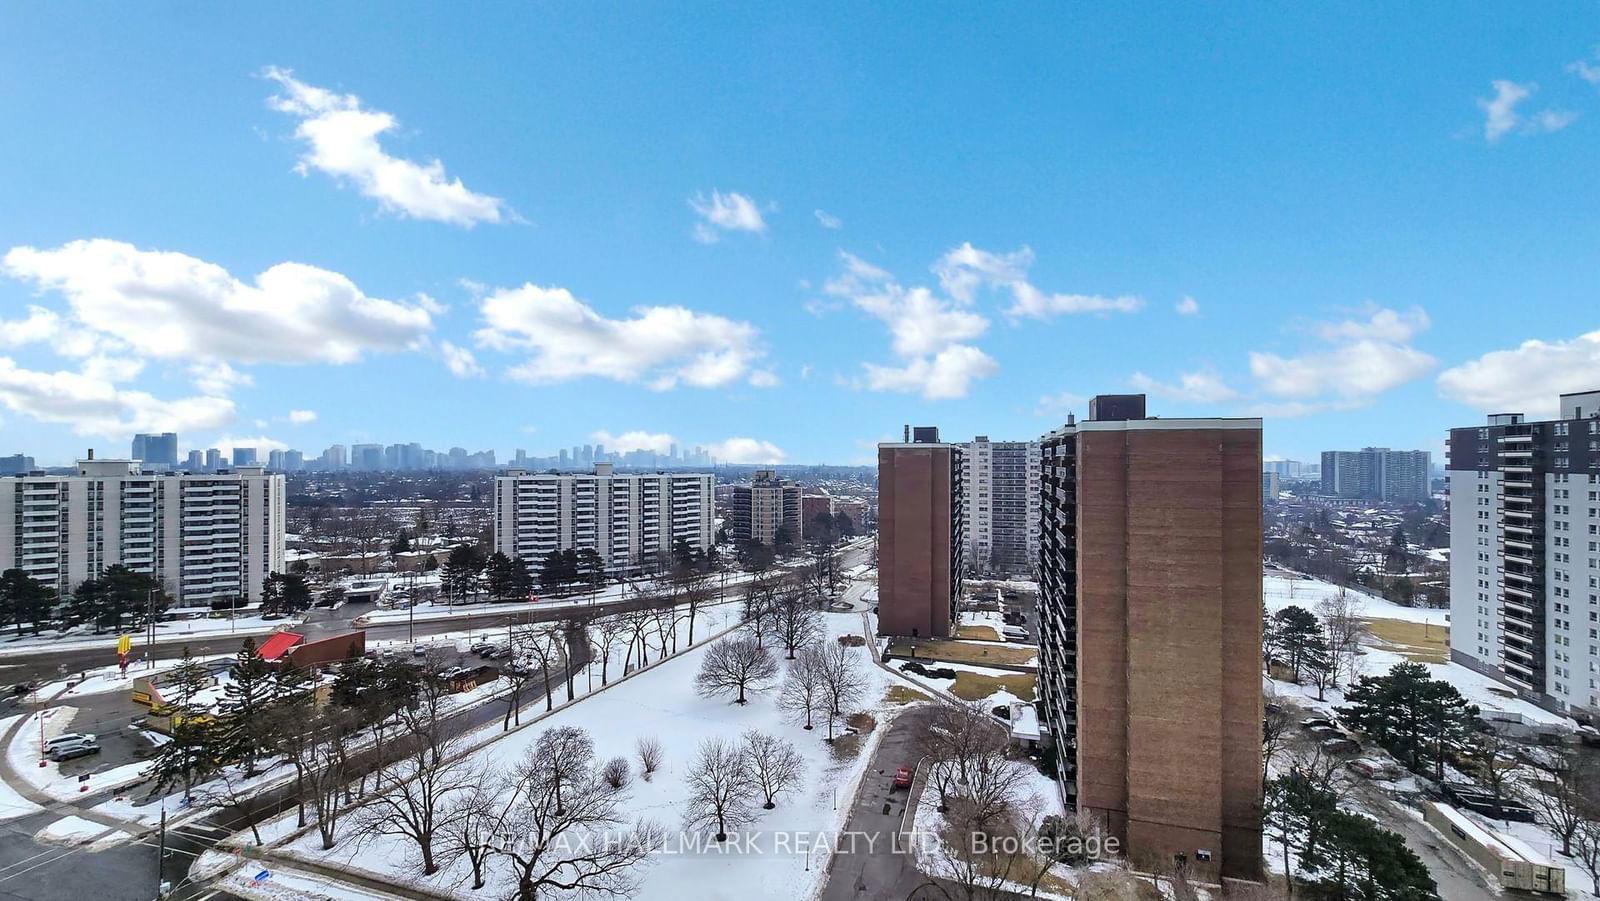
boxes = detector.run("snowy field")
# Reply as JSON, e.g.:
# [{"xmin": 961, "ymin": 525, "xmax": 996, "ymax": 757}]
[
  {"xmin": 268, "ymin": 610, "xmax": 903, "ymax": 901},
  {"xmin": 1264, "ymin": 567, "xmax": 1449, "ymax": 626}
]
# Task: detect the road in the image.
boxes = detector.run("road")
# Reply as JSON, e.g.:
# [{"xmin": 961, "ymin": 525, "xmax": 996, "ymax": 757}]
[
  {"xmin": 0, "ymin": 539, "xmax": 876, "ymax": 686},
  {"xmin": 819, "ymin": 705, "xmax": 934, "ymax": 901},
  {"xmin": 1344, "ymin": 778, "xmax": 1498, "ymax": 901}
]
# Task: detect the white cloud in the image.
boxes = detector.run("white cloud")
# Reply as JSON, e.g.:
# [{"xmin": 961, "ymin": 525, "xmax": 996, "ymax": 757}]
[
  {"xmin": 860, "ymin": 345, "xmax": 999, "ymax": 400},
  {"xmin": 439, "ymin": 340, "xmax": 485, "ymax": 378},
  {"xmin": 932, "ymin": 242, "xmax": 1142, "ymax": 320},
  {"xmin": 190, "ymin": 361, "xmax": 254, "ymax": 395},
  {"xmin": 0, "ymin": 306, "xmax": 66, "ymax": 348},
  {"xmin": 689, "ymin": 190, "xmax": 767, "ymax": 243},
  {"xmin": 1477, "ymin": 80, "xmax": 1575, "ymax": 142},
  {"xmin": 1569, "ymin": 48, "xmax": 1600, "ymax": 85},
  {"xmin": 1249, "ymin": 306, "xmax": 1436, "ymax": 402},
  {"xmin": 206, "ymin": 434, "xmax": 290, "ymax": 454},
  {"xmin": 287, "ymin": 409, "xmax": 318, "ymax": 424},
  {"xmin": 1175, "ymin": 295, "xmax": 1200, "ymax": 316},
  {"xmin": 0, "ymin": 356, "xmax": 234, "ymax": 439},
  {"xmin": 475, "ymin": 283, "xmax": 765, "ymax": 390},
  {"xmin": 263, "ymin": 67, "xmax": 511, "ymax": 227},
  {"xmin": 813, "ymin": 209, "xmax": 842, "ymax": 230},
  {"xmin": 799, "ymin": 363, "xmax": 813, "ymax": 380},
  {"xmin": 590, "ymin": 430, "xmax": 675, "ymax": 454},
  {"xmin": 707, "ymin": 437, "xmax": 787, "ymax": 464},
  {"xmin": 81, "ymin": 355, "xmax": 145, "ymax": 383},
  {"xmin": 1131, "ymin": 368, "xmax": 1240, "ymax": 404},
  {"xmin": 747, "ymin": 369, "xmax": 780, "ymax": 388},
  {"xmin": 3, "ymin": 239, "xmax": 435, "ymax": 366},
  {"xmin": 1438, "ymin": 329, "xmax": 1600, "ymax": 418},
  {"xmin": 824, "ymin": 251, "xmax": 996, "ymax": 399},
  {"xmin": 1035, "ymin": 390, "xmax": 1087, "ymax": 418}
]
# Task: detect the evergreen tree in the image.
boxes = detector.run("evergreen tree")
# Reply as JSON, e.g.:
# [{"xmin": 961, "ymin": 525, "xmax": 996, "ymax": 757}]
[
  {"xmin": 68, "ymin": 577, "xmax": 107, "ymax": 630},
  {"xmin": 0, "ymin": 569, "xmax": 55, "ymax": 635},
  {"xmin": 218, "ymin": 637, "xmax": 274, "ymax": 774},
  {"xmin": 1340, "ymin": 661, "xmax": 1478, "ymax": 779},
  {"xmin": 483, "ymin": 551, "xmax": 521, "ymax": 601},
  {"xmin": 443, "ymin": 544, "xmax": 485, "ymax": 602},
  {"xmin": 150, "ymin": 716, "xmax": 222, "ymax": 802},
  {"xmin": 576, "ymin": 548, "xmax": 606, "ymax": 592},
  {"xmin": 1269, "ymin": 605, "xmax": 1322, "ymax": 681},
  {"xmin": 164, "ymin": 645, "xmax": 214, "ymax": 715}
]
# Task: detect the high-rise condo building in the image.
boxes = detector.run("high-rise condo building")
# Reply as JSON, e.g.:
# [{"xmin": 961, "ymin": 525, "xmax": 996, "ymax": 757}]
[
  {"xmin": 232, "ymin": 447, "xmax": 258, "ymax": 467},
  {"xmin": 1037, "ymin": 394, "xmax": 1262, "ymax": 883},
  {"xmin": 204, "ymin": 448, "xmax": 223, "ymax": 471},
  {"xmin": 961, "ymin": 436, "xmax": 1041, "ymax": 577},
  {"xmin": 131, "ymin": 432, "xmax": 179, "ymax": 468},
  {"xmin": 877, "ymin": 427, "xmax": 965, "ymax": 639},
  {"xmin": 492, "ymin": 463, "xmax": 714, "ymax": 578},
  {"xmin": 1448, "ymin": 390, "xmax": 1600, "ymax": 717},
  {"xmin": 0, "ymin": 455, "xmax": 35, "ymax": 476},
  {"xmin": 0, "ymin": 456, "xmax": 285, "ymax": 607},
  {"xmin": 1319, "ymin": 447, "xmax": 1431, "ymax": 502},
  {"xmin": 730, "ymin": 469, "xmax": 802, "ymax": 545}
]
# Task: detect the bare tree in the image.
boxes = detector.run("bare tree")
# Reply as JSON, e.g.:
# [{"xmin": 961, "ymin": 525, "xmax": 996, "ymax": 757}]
[
  {"xmin": 602, "ymin": 756, "xmax": 631, "ymax": 790},
  {"xmin": 777, "ymin": 643, "xmax": 828, "ymax": 731},
  {"xmin": 742, "ymin": 576, "xmax": 779, "ymax": 648},
  {"xmin": 771, "ymin": 583, "xmax": 821, "ymax": 659},
  {"xmin": 623, "ymin": 605, "xmax": 657, "ymax": 670},
  {"xmin": 1574, "ymin": 816, "xmax": 1600, "ymax": 897},
  {"xmin": 1525, "ymin": 744, "xmax": 1600, "ymax": 856},
  {"xmin": 354, "ymin": 718, "xmax": 472, "ymax": 875},
  {"xmin": 523, "ymin": 626, "xmax": 565, "ymax": 712},
  {"xmin": 536, "ymin": 725, "xmax": 595, "ymax": 817},
  {"xmin": 437, "ymin": 768, "xmax": 503, "ymax": 892},
  {"xmin": 1462, "ymin": 728, "xmax": 1526, "ymax": 806},
  {"xmin": 742, "ymin": 730, "xmax": 805, "ymax": 809},
  {"xmin": 1262, "ymin": 697, "xmax": 1293, "ymax": 788},
  {"xmin": 637, "ymin": 735, "xmax": 664, "ymax": 781},
  {"xmin": 921, "ymin": 698, "xmax": 1009, "ymax": 812},
  {"xmin": 683, "ymin": 737, "xmax": 756, "ymax": 841},
  {"xmin": 1316, "ymin": 588, "xmax": 1367, "ymax": 689},
  {"xmin": 695, "ymin": 634, "xmax": 779, "ymax": 705},
  {"xmin": 817, "ymin": 641, "xmax": 866, "ymax": 739},
  {"xmin": 675, "ymin": 568, "xmax": 717, "ymax": 645},
  {"xmin": 501, "ymin": 624, "xmax": 539, "ymax": 730},
  {"xmin": 487, "ymin": 740, "xmax": 663, "ymax": 900},
  {"xmin": 592, "ymin": 614, "xmax": 628, "ymax": 685},
  {"xmin": 294, "ymin": 708, "xmax": 359, "ymax": 850}
]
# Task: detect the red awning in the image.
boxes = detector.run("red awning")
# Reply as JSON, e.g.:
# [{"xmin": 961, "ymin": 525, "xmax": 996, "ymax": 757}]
[{"xmin": 257, "ymin": 631, "xmax": 304, "ymax": 662}]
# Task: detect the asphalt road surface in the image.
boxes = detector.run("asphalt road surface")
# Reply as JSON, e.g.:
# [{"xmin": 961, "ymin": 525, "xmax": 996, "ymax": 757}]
[{"xmin": 819, "ymin": 705, "xmax": 934, "ymax": 901}]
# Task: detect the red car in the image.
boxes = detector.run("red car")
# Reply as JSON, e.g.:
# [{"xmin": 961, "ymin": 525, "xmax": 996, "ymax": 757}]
[{"xmin": 892, "ymin": 767, "xmax": 913, "ymax": 790}]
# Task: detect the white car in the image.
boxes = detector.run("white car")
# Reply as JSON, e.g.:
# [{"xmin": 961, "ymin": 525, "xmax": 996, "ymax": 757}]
[
  {"xmin": 43, "ymin": 732, "xmax": 96, "ymax": 750},
  {"xmin": 1001, "ymin": 626, "xmax": 1031, "ymax": 643}
]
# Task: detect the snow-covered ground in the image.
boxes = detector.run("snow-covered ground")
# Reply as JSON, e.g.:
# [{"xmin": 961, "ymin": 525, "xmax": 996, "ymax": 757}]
[
  {"xmin": 34, "ymin": 815, "xmax": 116, "ymax": 845},
  {"xmin": 267, "ymin": 610, "xmax": 903, "ymax": 901},
  {"xmin": 5, "ymin": 705, "xmax": 152, "ymax": 801},
  {"xmin": 1264, "ymin": 568, "xmax": 1449, "ymax": 626}
]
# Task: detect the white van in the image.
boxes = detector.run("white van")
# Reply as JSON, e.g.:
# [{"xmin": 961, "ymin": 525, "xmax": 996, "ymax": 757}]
[
  {"xmin": 43, "ymin": 732, "xmax": 96, "ymax": 750},
  {"xmin": 1002, "ymin": 626, "xmax": 1030, "ymax": 643}
]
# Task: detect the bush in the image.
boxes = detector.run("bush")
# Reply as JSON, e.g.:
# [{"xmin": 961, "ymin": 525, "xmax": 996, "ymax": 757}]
[
  {"xmin": 900, "ymin": 661, "xmax": 958, "ymax": 680},
  {"xmin": 836, "ymin": 634, "xmax": 866, "ymax": 648},
  {"xmin": 602, "ymin": 756, "xmax": 630, "ymax": 789}
]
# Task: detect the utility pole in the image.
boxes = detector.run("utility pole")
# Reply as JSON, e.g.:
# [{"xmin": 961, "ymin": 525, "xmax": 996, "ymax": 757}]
[
  {"xmin": 408, "ymin": 597, "xmax": 415, "ymax": 645},
  {"xmin": 146, "ymin": 588, "xmax": 156, "ymax": 670},
  {"xmin": 156, "ymin": 805, "xmax": 167, "ymax": 898}
]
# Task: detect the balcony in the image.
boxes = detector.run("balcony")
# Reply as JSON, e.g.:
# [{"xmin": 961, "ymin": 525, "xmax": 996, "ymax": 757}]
[
  {"xmin": 1504, "ymin": 478, "xmax": 1534, "ymax": 490},
  {"xmin": 1503, "ymin": 550, "xmax": 1534, "ymax": 566},
  {"xmin": 1503, "ymin": 464, "xmax": 1534, "ymax": 475},
  {"xmin": 1503, "ymin": 537, "xmax": 1534, "ymax": 551},
  {"xmin": 1499, "ymin": 433, "xmax": 1534, "ymax": 443}
]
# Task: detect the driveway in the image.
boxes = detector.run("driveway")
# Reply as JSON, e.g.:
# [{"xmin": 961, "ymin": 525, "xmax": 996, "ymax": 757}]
[{"xmin": 820, "ymin": 705, "xmax": 935, "ymax": 901}]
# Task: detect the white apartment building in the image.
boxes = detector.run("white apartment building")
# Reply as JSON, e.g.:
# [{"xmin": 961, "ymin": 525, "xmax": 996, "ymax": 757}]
[
  {"xmin": 961, "ymin": 436, "xmax": 1041, "ymax": 577},
  {"xmin": 1448, "ymin": 391, "xmax": 1600, "ymax": 718},
  {"xmin": 0, "ymin": 457, "xmax": 286, "ymax": 607},
  {"xmin": 492, "ymin": 463, "xmax": 715, "ymax": 577}
]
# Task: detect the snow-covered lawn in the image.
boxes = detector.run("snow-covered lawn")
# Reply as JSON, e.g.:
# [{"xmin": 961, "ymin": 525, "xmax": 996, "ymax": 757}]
[
  {"xmin": 1264, "ymin": 568, "xmax": 1449, "ymax": 626},
  {"xmin": 269, "ymin": 610, "xmax": 901, "ymax": 900}
]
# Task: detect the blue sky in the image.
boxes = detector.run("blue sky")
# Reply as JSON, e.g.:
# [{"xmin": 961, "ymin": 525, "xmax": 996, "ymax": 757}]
[{"xmin": 3, "ymin": 3, "xmax": 1599, "ymax": 467}]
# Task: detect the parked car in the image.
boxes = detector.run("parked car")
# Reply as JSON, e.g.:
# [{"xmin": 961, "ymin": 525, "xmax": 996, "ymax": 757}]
[
  {"xmin": 1300, "ymin": 717, "xmax": 1335, "ymax": 730},
  {"xmin": 892, "ymin": 767, "xmax": 913, "ymax": 790},
  {"xmin": 412, "ymin": 644, "xmax": 428, "ymax": 657},
  {"xmin": 469, "ymin": 641, "xmax": 495, "ymax": 655},
  {"xmin": 1320, "ymin": 737, "xmax": 1360, "ymax": 755},
  {"xmin": 47, "ymin": 739, "xmax": 100, "ymax": 761},
  {"xmin": 1002, "ymin": 626, "xmax": 1030, "ymax": 643},
  {"xmin": 44, "ymin": 733, "xmax": 96, "ymax": 750}
]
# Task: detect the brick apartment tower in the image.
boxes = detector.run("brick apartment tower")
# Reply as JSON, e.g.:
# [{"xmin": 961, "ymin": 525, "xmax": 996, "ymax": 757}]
[
  {"xmin": 1037, "ymin": 395, "xmax": 1263, "ymax": 883},
  {"xmin": 877, "ymin": 426, "xmax": 966, "ymax": 638}
]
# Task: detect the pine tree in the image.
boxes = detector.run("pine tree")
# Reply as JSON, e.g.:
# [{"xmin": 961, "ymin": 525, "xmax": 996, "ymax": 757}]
[
  {"xmin": 1340, "ymin": 661, "xmax": 1478, "ymax": 778},
  {"xmin": 164, "ymin": 646, "xmax": 214, "ymax": 715},
  {"xmin": 484, "ymin": 551, "xmax": 520, "ymax": 601},
  {"xmin": 150, "ymin": 716, "xmax": 222, "ymax": 802},
  {"xmin": 0, "ymin": 569, "xmax": 55, "ymax": 636},
  {"xmin": 218, "ymin": 637, "xmax": 274, "ymax": 774},
  {"xmin": 1269, "ymin": 605, "xmax": 1322, "ymax": 681}
]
